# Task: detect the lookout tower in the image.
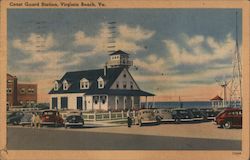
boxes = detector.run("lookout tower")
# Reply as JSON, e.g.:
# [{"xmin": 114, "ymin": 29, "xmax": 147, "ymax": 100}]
[{"xmin": 106, "ymin": 50, "xmax": 133, "ymax": 68}]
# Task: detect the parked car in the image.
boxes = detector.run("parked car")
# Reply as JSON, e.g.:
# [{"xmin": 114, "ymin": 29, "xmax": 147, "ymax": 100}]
[
  {"xmin": 64, "ymin": 115, "xmax": 84, "ymax": 128},
  {"xmin": 187, "ymin": 108, "xmax": 207, "ymax": 121},
  {"xmin": 7, "ymin": 111, "xmax": 24, "ymax": 125},
  {"xmin": 154, "ymin": 108, "xmax": 173, "ymax": 123},
  {"xmin": 171, "ymin": 108, "xmax": 194, "ymax": 123},
  {"xmin": 214, "ymin": 108, "xmax": 242, "ymax": 129},
  {"xmin": 200, "ymin": 108, "xmax": 220, "ymax": 120},
  {"xmin": 20, "ymin": 112, "xmax": 33, "ymax": 126},
  {"xmin": 41, "ymin": 110, "xmax": 64, "ymax": 127},
  {"xmin": 135, "ymin": 109, "xmax": 157, "ymax": 126}
]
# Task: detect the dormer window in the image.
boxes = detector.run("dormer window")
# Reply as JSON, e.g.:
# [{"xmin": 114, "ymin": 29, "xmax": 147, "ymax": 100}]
[
  {"xmin": 54, "ymin": 81, "xmax": 59, "ymax": 91},
  {"xmin": 63, "ymin": 80, "xmax": 69, "ymax": 90},
  {"xmin": 97, "ymin": 77, "xmax": 104, "ymax": 89},
  {"xmin": 80, "ymin": 78, "xmax": 89, "ymax": 89}
]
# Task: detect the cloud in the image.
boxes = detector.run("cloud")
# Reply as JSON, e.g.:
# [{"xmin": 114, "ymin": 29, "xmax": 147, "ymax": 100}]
[
  {"xmin": 163, "ymin": 33, "xmax": 236, "ymax": 65},
  {"xmin": 73, "ymin": 23, "xmax": 155, "ymax": 54},
  {"xmin": 134, "ymin": 54, "xmax": 167, "ymax": 74},
  {"xmin": 118, "ymin": 24, "xmax": 155, "ymax": 41},
  {"xmin": 12, "ymin": 33, "xmax": 56, "ymax": 53}
]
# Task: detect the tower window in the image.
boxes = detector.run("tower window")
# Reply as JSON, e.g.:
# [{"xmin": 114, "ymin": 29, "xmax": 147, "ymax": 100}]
[
  {"xmin": 123, "ymin": 74, "xmax": 126, "ymax": 78},
  {"xmin": 116, "ymin": 82, "xmax": 119, "ymax": 88}
]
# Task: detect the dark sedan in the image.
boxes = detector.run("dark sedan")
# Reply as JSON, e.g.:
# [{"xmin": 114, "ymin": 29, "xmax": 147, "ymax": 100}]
[
  {"xmin": 64, "ymin": 115, "xmax": 84, "ymax": 128},
  {"xmin": 171, "ymin": 108, "xmax": 194, "ymax": 123},
  {"xmin": 7, "ymin": 111, "xmax": 24, "ymax": 125}
]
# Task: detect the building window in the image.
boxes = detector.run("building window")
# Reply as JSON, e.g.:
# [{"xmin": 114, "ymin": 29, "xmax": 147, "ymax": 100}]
[
  {"xmin": 100, "ymin": 96, "xmax": 106, "ymax": 104},
  {"xmin": 116, "ymin": 82, "xmax": 119, "ymax": 89},
  {"xmin": 6, "ymin": 88, "xmax": 12, "ymax": 94},
  {"xmin": 61, "ymin": 97, "xmax": 68, "ymax": 109},
  {"xmin": 123, "ymin": 74, "xmax": 126, "ymax": 78},
  {"xmin": 80, "ymin": 79, "xmax": 89, "ymax": 89},
  {"xmin": 93, "ymin": 96, "xmax": 99, "ymax": 104},
  {"xmin": 54, "ymin": 81, "xmax": 59, "ymax": 91},
  {"xmin": 77, "ymin": 97, "xmax": 83, "ymax": 110},
  {"xmin": 123, "ymin": 82, "xmax": 127, "ymax": 89},
  {"xmin": 52, "ymin": 97, "xmax": 58, "ymax": 109},
  {"xmin": 20, "ymin": 88, "xmax": 25, "ymax": 94},
  {"xmin": 20, "ymin": 101, "xmax": 23, "ymax": 104},
  {"xmin": 28, "ymin": 88, "xmax": 35, "ymax": 94},
  {"xmin": 63, "ymin": 80, "xmax": 69, "ymax": 90},
  {"xmin": 97, "ymin": 77, "xmax": 104, "ymax": 89},
  {"xmin": 130, "ymin": 82, "xmax": 133, "ymax": 89}
]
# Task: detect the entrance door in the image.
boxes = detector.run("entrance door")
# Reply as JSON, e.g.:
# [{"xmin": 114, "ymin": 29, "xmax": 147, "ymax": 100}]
[{"xmin": 77, "ymin": 97, "xmax": 83, "ymax": 110}]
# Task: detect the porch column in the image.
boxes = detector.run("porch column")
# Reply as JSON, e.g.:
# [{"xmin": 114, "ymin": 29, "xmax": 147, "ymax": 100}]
[
  {"xmin": 131, "ymin": 96, "xmax": 134, "ymax": 109},
  {"xmin": 123, "ymin": 96, "xmax": 126, "ymax": 110},
  {"xmin": 146, "ymin": 96, "xmax": 148, "ymax": 109},
  {"xmin": 115, "ymin": 96, "xmax": 118, "ymax": 110}
]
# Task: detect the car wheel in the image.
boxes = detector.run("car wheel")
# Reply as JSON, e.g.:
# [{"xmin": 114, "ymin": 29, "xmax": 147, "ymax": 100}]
[
  {"xmin": 223, "ymin": 121, "xmax": 232, "ymax": 129},
  {"xmin": 156, "ymin": 117, "xmax": 161, "ymax": 124},
  {"xmin": 175, "ymin": 118, "xmax": 180, "ymax": 124}
]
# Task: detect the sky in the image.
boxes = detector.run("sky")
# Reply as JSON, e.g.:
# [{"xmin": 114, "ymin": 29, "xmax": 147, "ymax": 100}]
[{"xmin": 7, "ymin": 9, "xmax": 242, "ymax": 102}]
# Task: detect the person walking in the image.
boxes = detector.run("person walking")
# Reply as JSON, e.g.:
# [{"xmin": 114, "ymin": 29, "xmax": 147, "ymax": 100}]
[
  {"xmin": 31, "ymin": 112, "xmax": 36, "ymax": 128},
  {"xmin": 35, "ymin": 113, "xmax": 41, "ymax": 128},
  {"xmin": 127, "ymin": 109, "xmax": 132, "ymax": 128}
]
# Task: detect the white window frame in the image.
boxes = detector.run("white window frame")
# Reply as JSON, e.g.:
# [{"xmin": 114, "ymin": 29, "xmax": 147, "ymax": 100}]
[
  {"xmin": 80, "ymin": 78, "xmax": 89, "ymax": 89},
  {"xmin": 97, "ymin": 77, "xmax": 104, "ymax": 89},
  {"xmin": 63, "ymin": 80, "xmax": 69, "ymax": 90},
  {"xmin": 54, "ymin": 81, "xmax": 59, "ymax": 91}
]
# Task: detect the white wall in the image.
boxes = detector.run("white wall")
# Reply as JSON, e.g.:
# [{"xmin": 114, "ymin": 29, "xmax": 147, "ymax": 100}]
[
  {"xmin": 50, "ymin": 93, "xmax": 85, "ymax": 110},
  {"xmin": 85, "ymin": 95, "xmax": 108, "ymax": 111},
  {"xmin": 110, "ymin": 68, "xmax": 139, "ymax": 90}
]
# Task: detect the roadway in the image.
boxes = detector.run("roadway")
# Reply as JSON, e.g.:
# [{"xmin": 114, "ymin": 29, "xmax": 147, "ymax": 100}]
[{"xmin": 7, "ymin": 122, "xmax": 241, "ymax": 150}]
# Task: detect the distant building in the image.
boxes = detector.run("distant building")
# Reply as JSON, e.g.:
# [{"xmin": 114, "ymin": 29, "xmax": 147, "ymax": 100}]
[
  {"xmin": 210, "ymin": 95, "xmax": 223, "ymax": 108},
  {"xmin": 7, "ymin": 73, "xmax": 38, "ymax": 107},
  {"xmin": 49, "ymin": 50, "xmax": 154, "ymax": 111}
]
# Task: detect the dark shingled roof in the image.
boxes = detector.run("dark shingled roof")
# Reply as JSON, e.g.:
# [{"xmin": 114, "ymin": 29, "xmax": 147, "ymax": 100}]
[
  {"xmin": 48, "ymin": 67, "xmax": 154, "ymax": 96},
  {"xmin": 109, "ymin": 50, "xmax": 129, "ymax": 56}
]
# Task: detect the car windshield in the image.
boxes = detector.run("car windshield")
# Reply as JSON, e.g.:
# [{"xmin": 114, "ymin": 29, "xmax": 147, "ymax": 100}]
[{"xmin": 66, "ymin": 115, "xmax": 82, "ymax": 121}]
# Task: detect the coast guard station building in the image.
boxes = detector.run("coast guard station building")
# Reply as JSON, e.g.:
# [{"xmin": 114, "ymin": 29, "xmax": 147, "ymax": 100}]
[{"xmin": 49, "ymin": 50, "xmax": 154, "ymax": 111}]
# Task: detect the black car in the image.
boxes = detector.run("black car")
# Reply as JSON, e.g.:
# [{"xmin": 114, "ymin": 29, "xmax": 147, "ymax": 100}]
[
  {"xmin": 200, "ymin": 108, "xmax": 220, "ymax": 120},
  {"xmin": 171, "ymin": 108, "xmax": 194, "ymax": 123},
  {"xmin": 187, "ymin": 108, "xmax": 207, "ymax": 121},
  {"xmin": 7, "ymin": 111, "xmax": 24, "ymax": 125},
  {"xmin": 64, "ymin": 115, "xmax": 84, "ymax": 128}
]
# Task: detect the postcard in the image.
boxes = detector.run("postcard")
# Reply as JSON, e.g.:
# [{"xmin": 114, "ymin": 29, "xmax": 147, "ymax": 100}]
[{"xmin": 0, "ymin": 0, "xmax": 249, "ymax": 160}]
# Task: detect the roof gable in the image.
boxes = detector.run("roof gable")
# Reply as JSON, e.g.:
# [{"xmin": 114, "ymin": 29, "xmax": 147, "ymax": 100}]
[{"xmin": 49, "ymin": 67, "xmax": 124, "ymax": 94}]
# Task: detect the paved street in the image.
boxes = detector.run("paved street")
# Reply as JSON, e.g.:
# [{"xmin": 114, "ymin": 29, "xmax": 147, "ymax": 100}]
[{"xmin": 7, "ymin": 122, "xmax": 241, "ymax": 150}]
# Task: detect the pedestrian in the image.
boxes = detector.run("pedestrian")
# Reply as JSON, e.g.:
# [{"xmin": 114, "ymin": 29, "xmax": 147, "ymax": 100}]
[
  {"xmin": 127, "ymin": 109, "xmax": 132, "ymax": 128},
  {"xmin": 35, "ymin": 113, "xmax": 41, "ymax": 128},
  {"xmin": 31, "ymin": 112, "xmax": 35, "ymax": 128}
]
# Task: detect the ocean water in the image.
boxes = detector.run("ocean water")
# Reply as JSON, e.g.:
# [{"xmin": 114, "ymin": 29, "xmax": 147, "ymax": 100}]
[{"xmin": 141, "ymin": 101, "xmax": 212, "ymax": 109}]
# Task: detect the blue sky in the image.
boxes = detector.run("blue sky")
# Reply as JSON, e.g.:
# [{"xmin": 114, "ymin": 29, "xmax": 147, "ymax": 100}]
[{"xmin": 7, "ymin": 9, "xmax": 242, "ymax": 102}]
